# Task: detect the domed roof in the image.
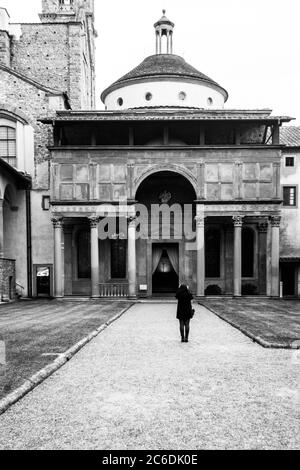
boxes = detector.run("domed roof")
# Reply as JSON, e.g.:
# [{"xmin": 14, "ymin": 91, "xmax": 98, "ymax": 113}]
[
  {"xmin": 101, "ymin": 54, "xmax": 228, "ymax": 103},
  {"xmin": 154, "ymin": 10, "xmax": 174, "ymax": 28}
]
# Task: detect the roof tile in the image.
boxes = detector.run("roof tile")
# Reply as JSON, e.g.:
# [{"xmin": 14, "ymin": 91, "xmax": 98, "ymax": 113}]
[
  {"xmin": 101, "ymin": 54, "xmax": 228, "ymax": 102},
  {"xmin": 280, "ymin": 126, "xmax": 300, "ymax": 146}
]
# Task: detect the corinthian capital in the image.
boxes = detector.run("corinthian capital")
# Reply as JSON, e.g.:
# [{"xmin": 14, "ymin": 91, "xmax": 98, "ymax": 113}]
[
  {"xmin": 232, "ymin": 215, "xmax": 243, "ymax": 227},
  {"xmin": 194, "ymin": 215, "xmax": 205, "ymax": 228},
  {"xmin": 258, "ymin": 222, "xmax": 269, "ymax": 233},
  {"xmin": 89, "ymin": 216, "xmax": 100, "ymax": 228},
  {"xmin": 51, "ymin": 217, "xmax": 63, "ymax": 229},
  {"xmin": 270, "ymin": 215, "xmax": 281, "ymax": 227}
]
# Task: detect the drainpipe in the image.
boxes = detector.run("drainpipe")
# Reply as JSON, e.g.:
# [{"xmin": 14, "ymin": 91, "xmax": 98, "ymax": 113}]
[{"xmin": 26, "ymin": 189, "xmax": 32, "ymax": 298}]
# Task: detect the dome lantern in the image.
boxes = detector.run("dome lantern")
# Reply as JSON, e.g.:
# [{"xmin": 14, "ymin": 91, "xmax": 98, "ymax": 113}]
[{"xmin": 154, "ymin": 10, "xmax": 174, "ymax": 55}]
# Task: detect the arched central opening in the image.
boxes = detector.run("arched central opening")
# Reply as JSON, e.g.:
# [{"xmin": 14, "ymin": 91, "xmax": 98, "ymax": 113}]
[{"xmin": 136, "ymin": 170, "xmax": 196, "ymax": 295}]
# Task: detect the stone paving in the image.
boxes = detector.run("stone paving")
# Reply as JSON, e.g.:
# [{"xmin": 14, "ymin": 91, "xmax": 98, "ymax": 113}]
[{"xmin": 0, "ymin": 303, "xmax": 299, "ymax": 450}]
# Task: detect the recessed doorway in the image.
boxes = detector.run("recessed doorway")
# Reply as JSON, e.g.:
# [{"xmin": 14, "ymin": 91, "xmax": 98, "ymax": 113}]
[
  {"xmin": 281, "ymin": 263, "xmax": 296, "ymax": 296},
  {"xmin": 34, "ymin": 265, "xmax": 53, "ymax": 298},
  {"xmin": 152, "ymin": 244, "xmax": 179, "ymax": 294}
]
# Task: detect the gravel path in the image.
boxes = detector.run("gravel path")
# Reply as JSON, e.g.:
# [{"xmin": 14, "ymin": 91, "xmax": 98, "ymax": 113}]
[{"xmin": 0, "ymin": 304, "xmax": 299, "ymax": 450}]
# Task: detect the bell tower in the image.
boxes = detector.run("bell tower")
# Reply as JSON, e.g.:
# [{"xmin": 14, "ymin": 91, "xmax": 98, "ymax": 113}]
[
  {"xmin": 40, "ymin": 0, "xmax": 94, "ymax": 23},
  {"xmin": 14, "ymin": 0, "xmax": 97, "ymax": 109},
  {"xmin": 154, "ymin": 10, "xmax": 175, "ymax": 54}
]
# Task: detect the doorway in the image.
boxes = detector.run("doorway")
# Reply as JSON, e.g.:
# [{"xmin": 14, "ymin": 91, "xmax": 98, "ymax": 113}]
[
  {"xmin": 281, "ymin": 263, "xmax": 296, "ymax": 296},
  {"xmin": 35, "ymin": 266, "xmax": 52, "ymax": 297},
  {"xmin": 152, "ymin": 244, "xmax": 179, "ymax": 294}
]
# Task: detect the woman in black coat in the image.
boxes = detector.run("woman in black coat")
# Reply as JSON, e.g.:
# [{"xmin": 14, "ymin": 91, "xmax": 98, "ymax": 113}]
[{"xmin": 175, "ymin": 284, "xmax": 194, "ymax": 342}]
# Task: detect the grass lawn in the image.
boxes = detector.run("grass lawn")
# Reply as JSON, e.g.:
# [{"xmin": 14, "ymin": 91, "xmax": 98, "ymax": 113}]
[
  {"xmin": 0, "ymin": 299, "xmax": 131, "ymax": 400},
  {"xmin": 200, "ymin": 298, "xmax": 300, "ymax": 348}
]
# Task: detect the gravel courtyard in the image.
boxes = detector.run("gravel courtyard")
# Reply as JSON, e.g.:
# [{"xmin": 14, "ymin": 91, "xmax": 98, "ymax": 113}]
[{"xmin": 0, "ymin": 303, "xmax": 299, "ymax": 450}]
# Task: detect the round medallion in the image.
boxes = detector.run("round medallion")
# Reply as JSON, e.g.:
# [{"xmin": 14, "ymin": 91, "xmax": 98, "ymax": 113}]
[{"xmin": 159, "ymin": 190, "xmax": 172, "ymax": 203}]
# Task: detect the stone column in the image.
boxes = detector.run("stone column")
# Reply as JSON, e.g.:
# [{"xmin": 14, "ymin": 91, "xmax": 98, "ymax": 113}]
[
  {"xmin": 233, "ymin": 215, "xmax": 243, "ymax": 296},
  {"xmin": 195, "ymin": 215, "xmax": 205, "ymax": 297},
  {"xmin": 89, "ymin": 217, "xmax": 100, "ymax": 298},
  {"xmin": 63, "ymin": 225, "xmax": 73, "ymax": 296},
  {"xmin": 270, "ymin": 215, "xmax": 281, "ymax": 297},
  {"xmin": 224, "ymin": 224, "xmax": 234, "ymax": 294},
  {"xmin": 128, "ymin": 217, "xmax": 137, "ymax": 298},
  {"xmin": 52, "ymin": 217, "xmax": 63, "ymax": 298},
  {"xmin": 0, "ymin": 199, "xmax": 4, "ymax": 258},
  {"xmin": 156, "ymin": 32, "xmax": 159, "ymax": 54},
  {"xmin": 258, "ymin": 221, "xmax": 268, "ymax": 295}
]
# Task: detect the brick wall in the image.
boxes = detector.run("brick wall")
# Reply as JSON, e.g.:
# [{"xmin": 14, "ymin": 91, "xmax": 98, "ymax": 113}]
[
  {"xmin": 10, "ymin": 18, "xmax": 95, "ymax": 109},
  {"xmin": 0, "ymin": 259, "xmax": 15, "ymax": 301},
  {"xmin": 10, "ymin": 23, "xmax": 70, "ymax": 94}
]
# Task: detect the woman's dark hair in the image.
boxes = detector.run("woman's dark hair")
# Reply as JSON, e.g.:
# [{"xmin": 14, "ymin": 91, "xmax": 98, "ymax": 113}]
[{"xmin": 178, "ymin": 284, "xmax": 188, "ymax": 292}]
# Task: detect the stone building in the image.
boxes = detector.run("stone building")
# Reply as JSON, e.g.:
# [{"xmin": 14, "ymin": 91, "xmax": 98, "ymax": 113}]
[
  {"xmin": 43, "ymin": 11, "xmax": 297, "ymax": 299},
  {"xmin": 0, "ymin": 0, "xmax": 96, "ymax": 298},
  {"xmin": 0, "ymin": 5, "xmax": 299, "ymax": 300},
  {"xmin": 280, "ymin": 127, "xmax": 300, "ymax": 296}
]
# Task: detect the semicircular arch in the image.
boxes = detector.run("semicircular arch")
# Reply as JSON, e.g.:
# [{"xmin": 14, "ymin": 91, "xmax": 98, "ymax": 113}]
[{"xmin": 134, "ymin": 164, "xmax": 197, "ymax": 198}]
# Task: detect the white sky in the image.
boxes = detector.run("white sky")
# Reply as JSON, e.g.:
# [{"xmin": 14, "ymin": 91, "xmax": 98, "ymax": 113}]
[{"xmin": 2, "ymin": 0, "xmax": 300, "ymax": 124}]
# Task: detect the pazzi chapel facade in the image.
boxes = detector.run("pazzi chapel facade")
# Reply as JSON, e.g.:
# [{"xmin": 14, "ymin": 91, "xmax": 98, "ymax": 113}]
[{"xmin": 0, "ymin": 0, "xmax": 299, "ymax": 301}]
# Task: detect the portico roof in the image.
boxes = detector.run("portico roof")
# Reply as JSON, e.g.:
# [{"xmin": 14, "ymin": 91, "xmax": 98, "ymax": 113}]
[
  {"xmin": 41, "ymin": 109, "xmax": 294, "ymax": 124},
  {"xmin": 0, "ymin": 158, "xmax": 32, "ymax": 189}
]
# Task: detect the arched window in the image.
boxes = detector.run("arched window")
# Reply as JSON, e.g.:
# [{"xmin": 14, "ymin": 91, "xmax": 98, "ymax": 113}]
[
  {"xmin": 0, "ymin": 126, "xmax": 16, "ymax": 166},
  {"xmin": 242, "ymin": 228, "xmax": 254, "ymax": 277},
  {"xmin": 205, "ymin": 229, "xmax": 221, "ymax": 278},
  {"xmin": 77, "ymin": 229, "xmax": 91, "ymax": 278}
]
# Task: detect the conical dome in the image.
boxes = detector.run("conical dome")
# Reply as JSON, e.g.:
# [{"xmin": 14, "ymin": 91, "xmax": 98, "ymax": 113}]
[{"xmin": 101, "ymin": 13, "xmax": 228, "ymax": 110}]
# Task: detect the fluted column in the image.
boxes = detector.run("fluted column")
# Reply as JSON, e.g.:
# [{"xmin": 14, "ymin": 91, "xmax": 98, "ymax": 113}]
[
  {"xmin": 128, "ymin": 217, "xmax": 137, "ymax": 298},
  {"xmin": 195, "ymin": 215, "xmax": 205, "ymax": 297},
  {"xmin": 89, "ymin": 217, "xmax": 100, "ymax": 298},
  {"xmin": 270, "ymin": 215, "xmax": 281, "ymax": 297},
  {"xmin": 233, "ymin": 215, "xmax": 243, "ymax": 296},
  {"xmin": 52, "ymin": 217, "xmax": 63, "ymax": 298}
]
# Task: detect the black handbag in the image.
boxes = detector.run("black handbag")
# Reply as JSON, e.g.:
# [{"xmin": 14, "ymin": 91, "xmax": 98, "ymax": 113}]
[{"xmin": 191, "ymin": 308, "xmax": 195, "ymax": 318}]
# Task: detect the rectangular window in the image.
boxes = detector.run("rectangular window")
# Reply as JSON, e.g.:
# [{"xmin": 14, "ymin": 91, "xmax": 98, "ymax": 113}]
[
  {"xmin": 42, "ymin": 196, "xmax": 50, "ymax": 211},
  {"xmin": 285, "ymin": 157, "xmax": 294, "ymax": 167},
  {"xmin": 111, "ymin": 239, "xmax": 127, "ymax": 279},
  {"xmin": 0, "ymin": 126, "xmax": 16, "ymax": 166},
  {"xmin": 283, "ymin": 186, "xmax": 297, "ymax": 206}
]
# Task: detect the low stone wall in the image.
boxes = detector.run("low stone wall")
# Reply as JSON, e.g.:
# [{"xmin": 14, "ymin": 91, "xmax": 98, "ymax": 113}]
[{"xmin": 0, "ymin": 259, "xmax": 16, "ymax": 302}]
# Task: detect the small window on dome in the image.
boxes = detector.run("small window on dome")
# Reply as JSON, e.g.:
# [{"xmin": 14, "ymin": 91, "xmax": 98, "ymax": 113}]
[
  {"xmin": 179, "ymin": 91, "xmax": 186, "ymax": 101},
  {"xmin": 145, "ymin": 92, "xmax": 153, "ymax": 101},
  {"xmin": 117, "ymin": 97, "xmax": 123, "ymax": 106},
  {"xmin": 207, "ymin": 97, "xmax": 213, "ymax": 106}
]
